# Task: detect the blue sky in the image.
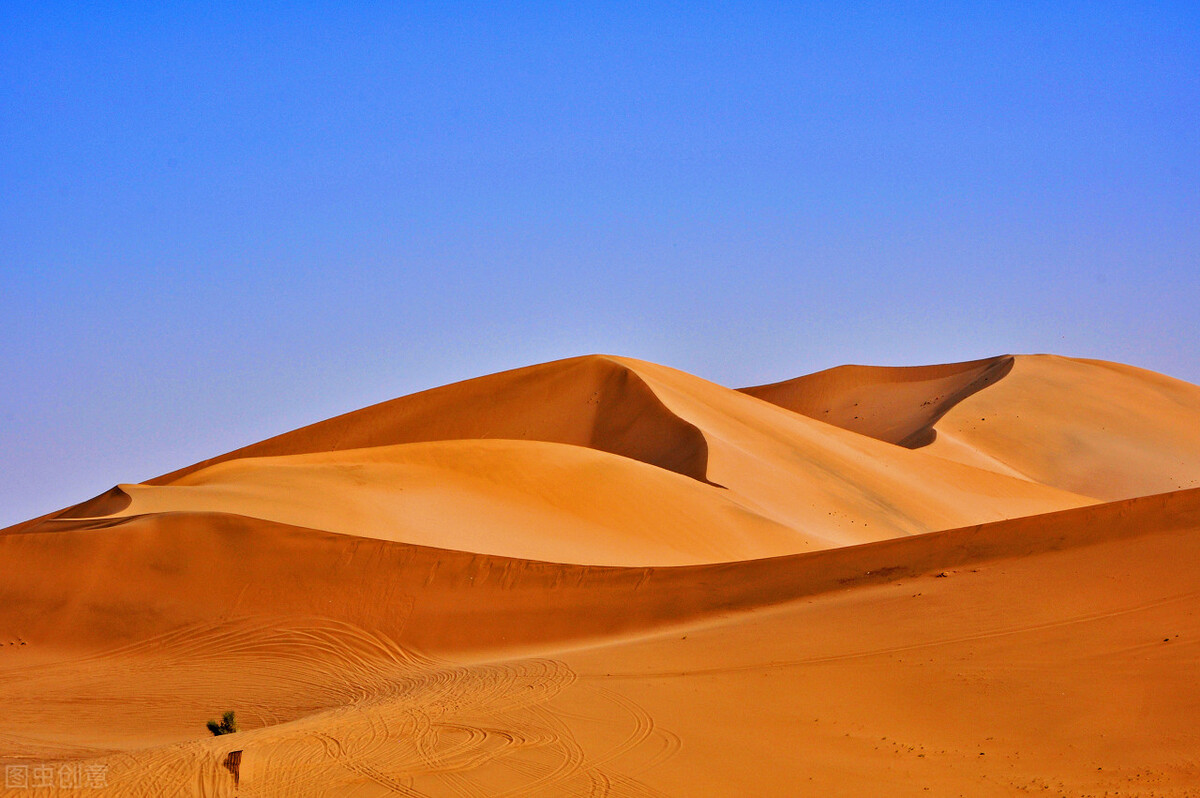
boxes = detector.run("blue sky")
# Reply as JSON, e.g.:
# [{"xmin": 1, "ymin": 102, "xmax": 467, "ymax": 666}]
[{"xmin": 2, "ymin": 2, "xmax": 1198, "ymax": 526}]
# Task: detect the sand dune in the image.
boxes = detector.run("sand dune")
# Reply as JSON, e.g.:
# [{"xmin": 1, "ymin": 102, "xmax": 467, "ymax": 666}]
[
  {"xmin": 599, "ymin": 357, "xmax": 1093, "ymax": 544},
  {"xmin": 2, "ymin": 352, "xmax": 1199, "ymax": 796},
  {"xmin": 740, "ymin": 354, "xmax": 1013, "ymax": 447},
  {"xmin": 3, "ymin": 488, "xmax": 1198, "ymax": 795},
  {"xmin": 91, "ymin": 356, "xmax": 1094, "ymax": 555},
  {"xmin": 38, "ymin": 356, "xmax": 1096, "ymax": 562},
  {"xmin": 73, "ymin": 440, "xmax": 806, "ymax": 566},
  {"xmin": 150, "ymin": 356, "xmax": 712, "ymax": 485},
  {"xmin": 745, "ymin": 354, "xmax": 1200, "ymax": 499}
]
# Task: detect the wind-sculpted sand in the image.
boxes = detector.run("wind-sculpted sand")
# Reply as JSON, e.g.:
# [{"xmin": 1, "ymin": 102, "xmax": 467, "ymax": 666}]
[
  {"xmin": 3, "ymin": 354, "xmax": 1200, "ymax": 796},
  {"xmin": 745, "ymin": 354, "xmax": 1200, "ymax": 499}
]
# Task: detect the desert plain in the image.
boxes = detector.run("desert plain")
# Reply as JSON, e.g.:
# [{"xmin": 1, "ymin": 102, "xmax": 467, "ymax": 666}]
[{"xmin": 3, "ymin": 353, "xmax": 1200, "ymax": 797}]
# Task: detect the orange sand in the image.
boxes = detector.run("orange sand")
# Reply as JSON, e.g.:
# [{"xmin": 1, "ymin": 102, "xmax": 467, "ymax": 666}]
[{"xmin": 3, "ymin": 353, "xmax": 1199, "ymax": 796}]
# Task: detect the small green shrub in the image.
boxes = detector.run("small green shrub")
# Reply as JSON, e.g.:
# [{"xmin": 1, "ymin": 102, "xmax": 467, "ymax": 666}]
[{"xmin": 206, "ymin": 711, "xmax": 238, "ymax": 736}]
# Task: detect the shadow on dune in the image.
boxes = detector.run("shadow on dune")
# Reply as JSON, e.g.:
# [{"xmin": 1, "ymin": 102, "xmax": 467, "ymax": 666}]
[
  {"xmin": 899, "ymin": 356, "xmax": 1014, "ymax": 448},
  {"xmin": 147, "ymin": 355, "xmax": 717, "ymax": 487},
  {"xmin": 741, "ymin": 355, "xmax": 1015, "ymax": 449},
  {"xmin": 52, "ymin": 486, "xmax": 133, "ymax": 519}
]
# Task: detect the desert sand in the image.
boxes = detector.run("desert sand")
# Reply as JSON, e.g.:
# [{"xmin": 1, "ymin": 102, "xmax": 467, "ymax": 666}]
[{"xmin": 3, "ymin": 353, "xmax": 1200, "ymax": 796}]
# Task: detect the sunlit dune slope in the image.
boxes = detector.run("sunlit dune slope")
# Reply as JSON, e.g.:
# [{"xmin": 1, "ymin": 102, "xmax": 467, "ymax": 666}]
[
  {"xmin": 556, "ymin": 486, "xmax": 1200, "ymax": 797},
  {"xmin": 150, "ymin": 355, "xmax": 712, "ymax": 485},
  {"xmin": 2, "ymin": 489, "xmax": 1199, "ymax": 795},
  {"xmin": 5, "ymin": 486, "xmax": 1196, "ymax": 662},
  {"xmin": 925, "ymin": 356, "xmax": 1200, "ymax": 499},
  {"xmin": 53, "ymin": 355, "xmax": 1091, "ymax": 560},
  {"xmin": 67, "ymin": 440, "xmax": 807, "ymax": 566},
  {"xmin": 611, "ymin": 356, "xmax": 1091, "ymax": 544},
  {"xmin": 743, "ymin": 354, "xmax": 1200, "ymax": 500}
]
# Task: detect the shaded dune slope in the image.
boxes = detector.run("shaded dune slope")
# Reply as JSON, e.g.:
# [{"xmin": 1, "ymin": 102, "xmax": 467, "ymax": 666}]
[
  {"xmin": 740, "ymin": 355, "xmax": 1013, "ymax": 447},
  {"xmin": 556, "ymin": 488, "xmax": 1200, "ymax": 797}
]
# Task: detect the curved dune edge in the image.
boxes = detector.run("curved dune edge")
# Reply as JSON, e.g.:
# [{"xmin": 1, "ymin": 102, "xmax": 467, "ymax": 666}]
[
  {"xmin": 8, "ymin": 351, "xmax": 1196, "ymax": 546},
  {"xmin": 740, "ymin": 354, "xmax": 1014, "ymax": 447},
  {"xmin": 5, "ymin": 486, "xmax": 1197, "ymax": 660},
  {"xmin": 52, "ymin": 485, "xmax": 133, "ymax": 518},
  {"xmin": 925, "ymin": 355, "xmax": 1200, "ymax": 499},
  {"xmin": 147, "ymin": 355, "xmax": 714, "ymax": 486},
  {"xmin": 3, "ymin": 492, "xmax": 1199, "ymax": 795},
  {"xmin": 595, "ymin": 357, "xmax": 1095, "ymax": 538},
  {"xmin": 745, "ymin": 354, "xmax": 1200, "ymax": 500},
  {"xmin": 47, "ymin": 439, "xmax": 813, "ymax": 567}
]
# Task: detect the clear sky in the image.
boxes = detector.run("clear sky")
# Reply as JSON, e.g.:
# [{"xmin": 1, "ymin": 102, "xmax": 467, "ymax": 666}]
[{"xmin": 2, "ymin": 2, "xmax": 1198, "ymax": 527}]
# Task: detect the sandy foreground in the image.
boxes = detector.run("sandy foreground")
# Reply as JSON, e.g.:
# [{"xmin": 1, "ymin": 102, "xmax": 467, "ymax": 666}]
[{"xmin": 3, "ymin": 354, "xmax": 1200, "ymax": 797}]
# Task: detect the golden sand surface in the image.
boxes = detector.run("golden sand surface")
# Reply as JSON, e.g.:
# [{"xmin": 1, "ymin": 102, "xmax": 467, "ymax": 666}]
[{"xmin": 3, "ymin": 354, "xmax": 1199, "ymax": 796}]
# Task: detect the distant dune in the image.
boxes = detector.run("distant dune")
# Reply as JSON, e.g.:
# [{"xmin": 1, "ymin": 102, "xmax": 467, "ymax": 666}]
[
  {"xmin": 3, "ymin": 353, "xmax": 1200, "ymax": 796},
  {"xmin": 743, "ymin": 354, "xmax": 1200, "ymax": 499}
]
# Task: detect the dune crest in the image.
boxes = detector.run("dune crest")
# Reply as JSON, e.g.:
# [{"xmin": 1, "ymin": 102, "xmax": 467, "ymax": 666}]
[
  {"xmin": 746, "ymin": 354, "xmax": 1200, "ymax": 500},
  {"xmin": 601, "ymin": 356, "xmax": 1091, "ymax": 544},
  {"xmin": 150, "ymin": 355, "xmax": 713, "ymax": 485},
  {"xmin": 740, "ymin": 354, "xmax": 1014, "ymax": 446}
]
